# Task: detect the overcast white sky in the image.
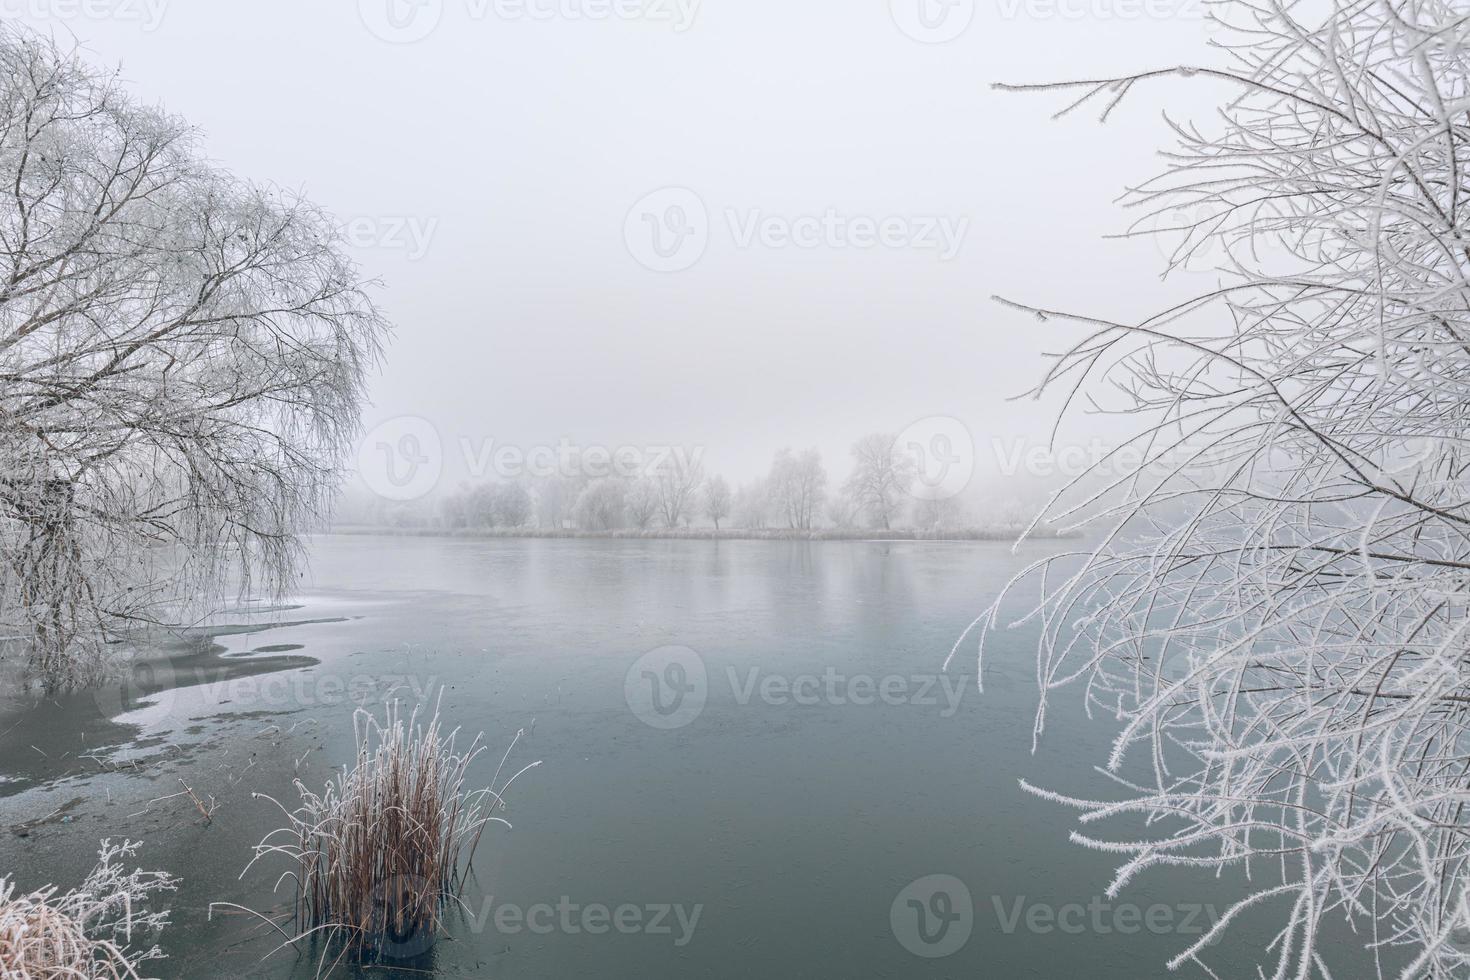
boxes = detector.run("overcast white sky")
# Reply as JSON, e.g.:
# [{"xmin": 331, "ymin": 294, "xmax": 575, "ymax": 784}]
[{"xmin": 10, "ymin": 0, "xmax": 1227, "ymax": 491}]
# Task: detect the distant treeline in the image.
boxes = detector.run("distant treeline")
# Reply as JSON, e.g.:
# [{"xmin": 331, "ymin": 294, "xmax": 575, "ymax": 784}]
[
  {"xmin": 338, "ymin": 435, "xmax": 1050, "ymax": 536},
  {"xmin": 327, "ymin": 525, "xmax": 1075, "ymax": 542}
]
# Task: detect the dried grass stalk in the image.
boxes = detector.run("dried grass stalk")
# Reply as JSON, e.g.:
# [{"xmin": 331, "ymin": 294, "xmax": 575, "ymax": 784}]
[
  {"xmin": 0, "ymin": 839, "xmax": 177, "ymax": 979},
  {"xmin": 247, "ymin": 702, "xmax": 539, "ymax": 960}
]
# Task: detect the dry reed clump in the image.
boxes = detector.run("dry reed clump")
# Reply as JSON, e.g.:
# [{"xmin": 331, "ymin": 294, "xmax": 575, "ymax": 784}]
[
  {"xmin": 0, "ymin": 839, "xmax": 178, "ymax": 979},
  {"xmin": 245, "ymin": 702, "xmax": 539, "ymax": 961}
]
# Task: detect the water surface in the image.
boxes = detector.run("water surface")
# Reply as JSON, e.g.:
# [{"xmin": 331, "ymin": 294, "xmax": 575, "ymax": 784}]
[{"xmin": 0, "ymin": 534, "xmax": 1262, "ymax": 978}]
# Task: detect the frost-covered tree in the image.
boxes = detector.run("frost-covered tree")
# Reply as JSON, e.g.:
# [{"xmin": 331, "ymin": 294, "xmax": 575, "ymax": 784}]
[
  {"xmin": 824, "ymin": 491, "xmax": 860, "ymax": 530},
  {"xmin": 913, "ymin": 494, "xmax": 964, "ymax": 531},
  {"xmin": 768, "ymin": 447, "xmax": 825, "ymax": 531},
  {"xmin": 843, "ymin": 432, "xmax": 914, "ymax": 530},
  {"xmin": 489, "ymin": 482, "xmax": 532, "ymax": 529},
  {"xmin": 443, "ymin": 482, "xmax": 531, "ymax": 529},
  {"xmin": 732, "ymin": 480, "xmax": 769, "ymax": 529},
  {"xmin": 967, "ymin": 3, "xmax": 1470, "ymax": 976},
  {"xmin": 654, "ymin": 454, "xmax": 703, "ymax": 528},
  {"xmin": 441, "ymin": 485, "xmax": 473, "ymax": 530},
  {"xmin": 533, "ymin": 475, "xmax": 578, "ymax": 531},
  {"xmin": 464, "ymin": 483, "xmax": 498, "ymax": 528},
  {"xmin": 0, "ymin": 27, "xmax": 387, "ymax": 685},
  {"xmin": 703, "ymin": 474, "xmax": 731, "ymax": 530},
  {"xmin": 572, "ymin": 477, "xmax": 625, "ymax": 531},
  {"xmin": 625, "ymin": 476, "xmax": 660, "ymax": 530}
]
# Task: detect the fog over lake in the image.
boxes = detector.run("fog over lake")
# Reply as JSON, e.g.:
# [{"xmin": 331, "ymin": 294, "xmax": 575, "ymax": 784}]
[{"xmin": 1, "ymin": 2, "xmax": 1458, "ymax": 978}]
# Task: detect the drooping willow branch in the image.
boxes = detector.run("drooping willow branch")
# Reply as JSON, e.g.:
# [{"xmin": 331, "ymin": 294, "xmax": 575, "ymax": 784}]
[{"xmin": 0, "ymin": 25, "xmax": 390, "ymax": 689}]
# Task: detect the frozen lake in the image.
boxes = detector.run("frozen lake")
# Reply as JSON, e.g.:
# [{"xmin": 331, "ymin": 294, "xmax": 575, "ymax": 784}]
[{"xmin": 0, "ymin": 534, "xmax": 1262, "ymax": 978}]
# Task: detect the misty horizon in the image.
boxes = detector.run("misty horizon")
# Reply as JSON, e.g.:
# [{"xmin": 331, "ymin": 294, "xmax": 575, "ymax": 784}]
[
  {"xmin": 4, "ymin": 3, "xmax": 1448, "ymax": 978},
  {"xmin": 7, "ymin": 0, "xmax": 1224, "ymax": 492}
]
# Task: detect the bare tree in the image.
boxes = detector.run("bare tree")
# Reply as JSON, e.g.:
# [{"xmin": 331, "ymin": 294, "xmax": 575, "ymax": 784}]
[
  {"xmin": 703, "ymin": 475, "xmax": 731, "ymax": 530},
  {"xmin": 465, "ymin": 484, "xmax": 498, "ymax": 528},
  {"xmin": 533, "ymin": 476, "xmax": 578, "ymax": 531},
  {"xmin": 0, "ymin": 27, "xmax": 387, "ymax": 686},
  {"xmin": 625, "ymin": 477, "xmax": 660, "ymax": 530},
  {"xmin": 732, "ymin": 480, "xmax": 769, "ymax": 529},
  {"xmin": 913, "ymin": 495, "xmax": 964, "ymax": 531},
  {"xmin": 572, "ymin": 477, "xmax": 624, "ymax": 531},
  {"xmin": 824, "ymin": 491, "xmax": 860, "ymax": 530},
  {"xmin": 489, "ymin": 483, "xmax": 532, "ymax": 529},
  {"xmin": 968, "ymin": 4, "xmax": 1470, "ymax": 976},
  {"xmin": 654, "ymin": 454, "xmax": 703, "ymax": 528},
  {"xmin": 441, "ymin": 486, "xmax": 472, "ymax": 530},
  {"xmin": 767, "ymin": 448, "xmax": 825, "ymax": 530},
  {"xmin": 843, "ymin": 433, "xmax": 914, "ymax": 530}
]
